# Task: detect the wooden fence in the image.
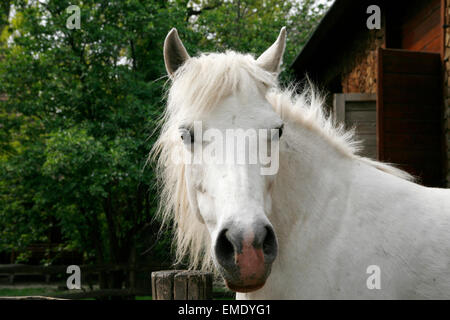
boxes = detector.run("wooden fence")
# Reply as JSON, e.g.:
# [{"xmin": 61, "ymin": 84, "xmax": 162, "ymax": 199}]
[
  {"xmin": 0, "ymin": 263, "xmax": 166, "ymax": 299},
  {"xmin": 0, "ymin": 265, "xmax": 234, "ymax": 300}
]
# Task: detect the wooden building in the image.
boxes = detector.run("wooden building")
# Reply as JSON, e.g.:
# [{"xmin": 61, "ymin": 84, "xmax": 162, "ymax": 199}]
[{"xmin": 291, "ymin": 0, "xmax": 449, "ymax": 188}]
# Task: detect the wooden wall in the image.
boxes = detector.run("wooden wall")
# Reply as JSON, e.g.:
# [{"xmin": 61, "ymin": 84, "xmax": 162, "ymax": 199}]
[
  {"xmin": 402, "ymin": 0, "xmax": 441, "ymax": 52},
  {"xmin": 387, "ymin": 0, "xmax": 442, "ymax": 53},
  {"xmin": 443, "ymin": 0, "xmax": 450, "ymax": 187},
  {"xmin": 333, "ymin": 94, "xmax": 377, "ymax": 159}
]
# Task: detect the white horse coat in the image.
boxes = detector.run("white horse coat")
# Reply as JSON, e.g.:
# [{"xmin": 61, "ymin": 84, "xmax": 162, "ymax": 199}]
[
  {"xmin": 243, "ymin": 118, "xmax": 450, "ymax": 299},
  {"xmin": 154, "ymin": 27, "xmax": 450, "ymax": 299}
]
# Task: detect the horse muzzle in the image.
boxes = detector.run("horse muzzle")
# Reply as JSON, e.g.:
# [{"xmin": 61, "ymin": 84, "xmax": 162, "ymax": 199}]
[{"xmin": 214, "ymin": 221, "xmax": 278, "ymax": 293}]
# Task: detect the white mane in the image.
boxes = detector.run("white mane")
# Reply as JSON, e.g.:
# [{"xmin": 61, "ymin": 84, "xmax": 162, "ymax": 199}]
[{"xmin": 151, "ymin": 50, "xmax": 414, "ymax": 271}]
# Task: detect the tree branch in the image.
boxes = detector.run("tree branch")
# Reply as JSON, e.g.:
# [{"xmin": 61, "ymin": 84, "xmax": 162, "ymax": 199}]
[
  {"xmin": 129, "ymin": 39, "xmax": 137, "ymax": 71},
  {"xmin": 103, "ymin": 190, "xmax": 120, "ymax": 263},
  {"xmin": 186, "ymin": 1, "xmax": 222, "ymax": 19}
]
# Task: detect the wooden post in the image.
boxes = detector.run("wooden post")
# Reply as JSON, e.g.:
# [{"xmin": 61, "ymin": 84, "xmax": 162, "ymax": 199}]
[
  {"xmin": 173, "ymin": 272, "xmax": 188, "ymax": 300},
  {"xmin": 151, "ymin": 270, "xmax": 213, "ymax": 300},
  {"xmin": 151, "ymin": 270, "xmax": 179, "ymax": 300}
]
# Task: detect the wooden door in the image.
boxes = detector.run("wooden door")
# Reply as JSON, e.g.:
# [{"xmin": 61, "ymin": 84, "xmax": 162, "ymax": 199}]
[{"xmin": 377, "ymin": 48, "xmax": 444, "ymax": 187}]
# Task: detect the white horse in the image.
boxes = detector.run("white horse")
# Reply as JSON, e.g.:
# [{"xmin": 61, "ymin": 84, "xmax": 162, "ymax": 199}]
[{"xmin": 153, "ymin": 27, "xmax": 450, "ymax": 299}]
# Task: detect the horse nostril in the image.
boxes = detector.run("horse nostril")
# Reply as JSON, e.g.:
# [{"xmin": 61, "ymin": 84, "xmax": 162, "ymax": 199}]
[
  {"xmin": 215, "ymin": 229, "xmax": 235, "ymax": 266},
  {"xmin": 262, "ymin": 225, "xmax": 277, "ymax": 262},
  {"xmin": 215, "ymin": 224, "xmax": 278, "ymax": 270}
]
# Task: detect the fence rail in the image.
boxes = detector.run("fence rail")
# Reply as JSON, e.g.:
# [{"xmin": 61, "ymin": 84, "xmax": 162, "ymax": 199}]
[
  {"xmin": 0, "ymin": 264, "xmax": 166, "ymax": 292},
  {"xmin": 0, "ymin": 296, "xmax": 67, "ymax": 300},
  {"xmin": 0, "ymin": 263, "xmax": 166, "ymax": 274},
  {"xmin": 0, "ymin": 289, "xmax": 151, "ymax": 300},
  {"xmin": 0, "ymin": 265, "xmax": 234, "ymax": 300}
]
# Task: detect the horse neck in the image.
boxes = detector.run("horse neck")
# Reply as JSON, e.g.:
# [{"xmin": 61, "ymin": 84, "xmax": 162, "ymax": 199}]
[{"xmin": 270, "ymin": 121, "xmax": 355, "ymax": 244}]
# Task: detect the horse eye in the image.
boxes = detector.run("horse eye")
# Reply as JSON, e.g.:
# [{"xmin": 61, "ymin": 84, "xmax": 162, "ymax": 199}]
[
  {"xmin": 180, "ymin": 127, "xmax": 195, "ymax": 143},
  {"xmin": 278, "ymin": 124, "xmax": 284, "ymax": 138},
  {"xmin": 273, "ymin": 123, "xmax": 284, "ymax": 139}
]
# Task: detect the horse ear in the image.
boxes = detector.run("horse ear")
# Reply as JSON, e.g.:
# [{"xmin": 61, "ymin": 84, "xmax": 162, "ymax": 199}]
[
  {"xmin": 256, "ymin": 27, "xmax": 286, "ymax": 74},
  {"xmin": 164, "ymin": 28, "xmax": 190, "ymax": 77}
]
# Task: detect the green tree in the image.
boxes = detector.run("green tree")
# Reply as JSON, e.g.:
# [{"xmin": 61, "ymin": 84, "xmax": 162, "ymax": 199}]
[
  {"xmin": 0, "ymin": 0, "xmax": 188, "ymax": 289},
  {"xmin": 189, "ymin": 0, "xmax": 331, "ymax": 82}
]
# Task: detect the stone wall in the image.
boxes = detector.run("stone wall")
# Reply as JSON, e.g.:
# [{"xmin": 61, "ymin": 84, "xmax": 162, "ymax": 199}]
[
  {"xmin": 340, "ymin": 28, "xmax": 385, "ymax": 94},
  {"xmin": 444, "ymin": 1, "xmax": 450, "ymax": 187}
]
